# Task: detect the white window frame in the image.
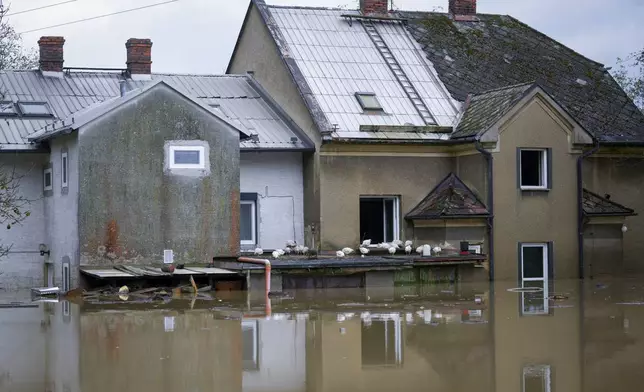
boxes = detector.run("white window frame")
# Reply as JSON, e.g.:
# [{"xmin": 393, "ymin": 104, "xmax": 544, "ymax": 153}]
[
  {"xmin": 61, "ymin": 152, "xmax": 68, "ymax": 188},
  {"xmin": 355, "ymin": 92, "xmax": 383, "ymax": 111},
  {"xmin": 43, "ymin": 168, "xmax": 53, "ymax": 191},
  {"xmin": 468, "ymin": 245, "xmax": 482, "ymax": 254},
  {"xmin": 519, "ymin": 149, "xmax": 548, "ymax": 190},
  {"xmin": 362, "ymin": 313, "xmax": 403, "ymax": 367},
  {"xmin": 241, "ymin": 320, "xmax": 259, "ymax": 370},
  {"xmin": 522, "ymin": 364, "xmax": 552, "ymax": 392},
  {"xmin": 240, "ymin": 200, "xmax": 257, "ymax": 245},
  {"xmin": 360, "ymin": 196, "xmax": 400, "ymax": 243},
  {"xmin": 520, "ymin": 243, "xmax": 549, "ymax": 316},
  {"xmin": 168, "ymin": 145, "xmax": 205, "ymax": 170}
]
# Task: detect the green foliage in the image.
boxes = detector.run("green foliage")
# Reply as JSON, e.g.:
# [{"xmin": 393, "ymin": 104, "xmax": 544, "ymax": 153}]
[{"xmin": 612, "ymin": 48, "xmax": 644, "ymax": 109}]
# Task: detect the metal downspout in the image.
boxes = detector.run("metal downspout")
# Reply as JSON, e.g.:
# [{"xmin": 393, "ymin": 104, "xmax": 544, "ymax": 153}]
[
  {"xmin": 475, "ymin": 140, "xmax": 494, "ymax": 281},
  {"xmin": 577, "ymin": 140, "xmax": 600, "ymax": 279}
]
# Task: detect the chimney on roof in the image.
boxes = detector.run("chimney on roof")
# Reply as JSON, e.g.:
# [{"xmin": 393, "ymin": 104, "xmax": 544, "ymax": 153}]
[
  {"xmin": 359, "ymin": 0, "xmax": 389, "ymax": 15},
  {"xmin": 38, "ymin": 36, "xmax": 65, "ymax": 77},
  {"xmin": 449, "ymin": 0, "xmax": 477, "ymax": 17},
  {"xmin": 126, "ymin": 38, "xmax": 152, "ymax": 80}
]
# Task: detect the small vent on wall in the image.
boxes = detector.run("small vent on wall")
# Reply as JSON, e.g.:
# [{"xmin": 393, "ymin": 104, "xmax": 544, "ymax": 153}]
[{"xmin": 164, "ymin": 249, "xmax": 174, "ymax": 264}]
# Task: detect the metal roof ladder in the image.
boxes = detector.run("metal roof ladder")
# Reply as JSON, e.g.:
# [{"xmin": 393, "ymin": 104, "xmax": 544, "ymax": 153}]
[{"xmin": 361, "ymin": 20, "xmax": 437, "ymax": 125}]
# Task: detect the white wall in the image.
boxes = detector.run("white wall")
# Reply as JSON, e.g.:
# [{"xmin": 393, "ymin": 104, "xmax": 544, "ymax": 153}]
[
  {"xmin": 240, "ymin": 152, "xmax": 304, "ymax": 250},
  {"xmin": 243, "ymin": 319, "xmax": 307, "ymax": 392},
  {"xmin": 0, "ymin": 153, "xmax": 48, "ymax": 290}
]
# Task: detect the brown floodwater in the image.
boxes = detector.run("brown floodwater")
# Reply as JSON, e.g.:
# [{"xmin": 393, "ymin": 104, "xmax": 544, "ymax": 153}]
[{"xmin": 2, "ymin": 278, "xmax": 644, "ymax": 392}]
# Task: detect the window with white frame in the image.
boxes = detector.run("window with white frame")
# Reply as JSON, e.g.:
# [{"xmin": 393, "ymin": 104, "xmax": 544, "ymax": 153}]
[
  {"xmin": 361, "ymin": 313, "xmax": 402, "ymax": 367},
  {"xmin": 355, "ymin": 92, "xmax": 383, "ymax": 111},
  {"xmin": 242, "ymin": 320, "xmax": 259, "ymax": 371},
  {"xmin": 168, "ymin": 145, "xmax": 205, "ymax": 170},
  {"xmin": 61, "ymin": 152, "xmax": 68, "ymax": 188},
  {"xmin": 359, "ymin": 196, "xmax": 399, "ymax": 244},
  {"xmin": 43, "ymin": 167, "xmax": 53, "ymax": 191},
  {"xmin": 519, "ymin": 149, "xmax": 549, "ymax": 190},
  {"xmin": 520, "ymin": 243, "xmax": 550, "ymax": 316},
  {"xmin": 522, "ymin": 365, "xmax": 552, "ymax": 392},
  {"xmin": 240, "ymin": 197, "xmax": 257, "ymax": 245}
]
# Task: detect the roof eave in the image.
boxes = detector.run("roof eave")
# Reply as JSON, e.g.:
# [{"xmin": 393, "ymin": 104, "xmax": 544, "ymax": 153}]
[{"xmin": 406, "ymin": 213, "xmax": 491, "ymax": 220}]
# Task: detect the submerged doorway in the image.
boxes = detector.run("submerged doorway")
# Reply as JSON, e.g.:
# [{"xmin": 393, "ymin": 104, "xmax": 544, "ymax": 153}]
[{"xmin": 359, "ymin": 197, "xmax": 399, "ymax": 244}]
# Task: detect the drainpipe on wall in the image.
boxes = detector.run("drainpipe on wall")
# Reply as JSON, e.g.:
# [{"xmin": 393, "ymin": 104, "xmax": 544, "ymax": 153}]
[
  {"xmin": 475, "ymin": 140, "xmax": 494, "ymax": 281},
  {"xmin": 577, "ymin": 139, "xmax": 601, "ymax": 279}
]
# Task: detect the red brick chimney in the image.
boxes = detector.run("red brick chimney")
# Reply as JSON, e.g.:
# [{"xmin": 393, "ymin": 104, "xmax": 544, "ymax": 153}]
[
  {"xmin": 359, "ymin": 0, "xmax": 389, "ymax": 15},
  {"xmin": 449, "ymin": 0, "xmax": 477, "ymax": 20},
  {"xmin": 126, "ymin": 38, "xmax": 152, "ymax": 80},
  {"xmin": 38, "ymin": 36, "xmax": 65, "ymax": 75}
]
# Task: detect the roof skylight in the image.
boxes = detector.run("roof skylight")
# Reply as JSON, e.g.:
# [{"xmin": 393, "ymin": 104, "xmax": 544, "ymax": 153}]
[
  {"xmin": 18, "ymin": 102, "xmax": 52, "ymax": 117},
  {"xmin": 0, "ymin": 102, "xmax": 17, "ymax": 116},
  {"xmin": 355, "ymin": 92, "xmax": 383, "ymax": 111}
]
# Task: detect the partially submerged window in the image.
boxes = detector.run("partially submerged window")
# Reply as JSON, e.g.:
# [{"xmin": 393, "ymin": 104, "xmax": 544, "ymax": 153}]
[
  {"xmin": 61, "ymin": 152, "xmax": 68, "ymax": 188},
  {"xmin": 522, "ymin": 365, "xmax": 552, "ymax": 392},
  {"xmin": 355, "ymin": 92, "xmax": 383, "ymax": 111},
  {"xmin": 0, "ymin": 102, "xmax": 17, "ymax": 116},
  {"xmin": 240, "ymin": 193, "xmax": 257, "ymax": 246},
  {"xmin": 519, "ymin": 243, "xmax": 552, "ymax": 316},
  {"xmin": 168, "ymin": 145, "xmax": 205, "ymax": 170},
  {"xmin": 519, "ymin": 148, "xmax": 550, "ymax": 190},
  {"xmin": 360, "ymin": 197, "xmax": 399, "ymax": 244},
  {"xmin": 242, "ymin": 320, "xmax": 259, "ymax": 371},
  {"xmin": 361, "ymin": 314, "xmax": 402, "ymax": 367},
  {"xmin": 43, "ymin": 168, "xmax": 53, "ymax": 192},
  {"xmin": 18, "ymin": 102, "xmax": 52, "ymax": 117}
]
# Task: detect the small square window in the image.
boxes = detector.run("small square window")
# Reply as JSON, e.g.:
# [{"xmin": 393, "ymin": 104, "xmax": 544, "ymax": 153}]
[
  {"xmin": 168, "ymin": 145, "xmax": 205, "ymax": 169},
  {"xmin": 18, "ymin": 102, "xmax": 52, "ymax": 117},
  {"xmin": 355, "ymin": 92, "xmax": 383, "ymax": 111},
  {"xmin": 61, "ymin": 152, "xmax": 68, "ymax": 188},
  {"xmin": 43, "ymin": 168, "xmax": 53, "ymax": 191},
  {"xmin": 519, "ymin": 149, "xmax": 548, "ymax": 190}
]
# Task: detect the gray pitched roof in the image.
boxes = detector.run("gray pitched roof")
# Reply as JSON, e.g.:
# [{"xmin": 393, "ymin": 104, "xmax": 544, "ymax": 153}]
[
  {"xmin": 406, "ymin": 172, "xmax": 490, "ymax": 220},
  {"xmin": 453, "ymin": 82, "xmax": 534, "ymax": 139},
  {"xmin": 400, "ymin": 12, "xmax": 644, "ymax": 143},
  {"xmin": 0, "ymin": 70, "xmax": 314, "ymax": 151},
  {"xmin": 251, "ymin": 1, "xmax": 461, "ymax": 142},
  {"xmin": 582, "ymin": 189, "xmax": 636, "ymax": 217}
]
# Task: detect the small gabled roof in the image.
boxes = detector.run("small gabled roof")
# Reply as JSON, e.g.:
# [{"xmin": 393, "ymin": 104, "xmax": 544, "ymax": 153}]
[
  {"xmin": 582, "ymin": 189, "xmax": 637, "ymax": 217},
  {"xmin": 406, "ymin": 173, "xmax": 490, "ymax": 220},
  {"xmin": 29, "ymin": 79, "xmax": 251, "ymax": 142}
]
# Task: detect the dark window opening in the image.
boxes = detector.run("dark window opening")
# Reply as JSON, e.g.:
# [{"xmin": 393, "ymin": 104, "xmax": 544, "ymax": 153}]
[
  {"xmin": 44, "ymin": 169, "xmax": 52, "ymax": 190},
  {"xmin": 62, "ymin": 155, "xmax": 68, "ymax": 186},
  {"xmin": 361, "ymin": 318, "xmax": 401, "ymax": 366},
  {"xmin": 520, "ymin": 150, "xmax": 544, "ymax": 187},
  {"xmin": 522, "ymin": 246, "xmax": 545, "ymax": 279},
  {"xmin": 360, "ymin": 197, "xmax": 398, "ymax": 244}
]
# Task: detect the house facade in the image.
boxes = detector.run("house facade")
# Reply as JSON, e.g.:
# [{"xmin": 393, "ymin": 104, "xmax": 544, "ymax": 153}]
[
  {"xmin": 0, "ymin": 37, "xmax": 312, "ymax": 290},
  {"xmin": 227, "ymin": 0, "xmax": 644, "ymax": 281}
]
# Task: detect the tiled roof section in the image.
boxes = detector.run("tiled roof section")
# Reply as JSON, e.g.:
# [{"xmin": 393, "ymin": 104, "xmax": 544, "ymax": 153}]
[
  {"xmin": 582, "ymin": 189, "xmax": 636, "ymax": 217},
  {"xmin": 406, "ymin": 172, "xmax": 490, "ymax": 220},
  {"xmin": 0, "ymin": 70, "xmax": 313, "ymax": 151},
  {"xmin": 453, "ymin": 82, "xmax": 534, "ymax": 138},
  {"xmin": 265, "ymin": 4, "xmax": 460, "ymax": 136},
  {"xmin": 400, "ymin": 12, "xmax": 644, "ymax": 142}
]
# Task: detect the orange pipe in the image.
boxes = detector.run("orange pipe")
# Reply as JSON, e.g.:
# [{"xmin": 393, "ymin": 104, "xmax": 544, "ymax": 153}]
[{"xmin": 237, "ymin": 257, "xmax": 272, "ymax": 317}]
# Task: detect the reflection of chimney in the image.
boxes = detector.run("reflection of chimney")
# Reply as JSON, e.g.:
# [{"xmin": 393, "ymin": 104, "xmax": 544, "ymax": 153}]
[
  {"xmin": 126, "ymin": 38, "xmax": 152, "ymax": 80},
  {"xmin": 359, "ymin": 0, "xmax": 389, "ymax": 15},
  {"xmin": 38, "ymin": 36, "xmax": 65, "ymax": 77},
  {"xmin": 449, "ymin": 0, "xmax": 477, "ymax": 20}
]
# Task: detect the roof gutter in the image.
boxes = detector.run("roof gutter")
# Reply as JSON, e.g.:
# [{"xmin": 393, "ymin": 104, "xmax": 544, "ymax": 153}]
[
  {"xmin": 475, "ymin": 140, "xmax": 494, "ymax": 281},
  {"xmin": 577, "ymin": 139, "xmax": 601, "ymax": 279}
]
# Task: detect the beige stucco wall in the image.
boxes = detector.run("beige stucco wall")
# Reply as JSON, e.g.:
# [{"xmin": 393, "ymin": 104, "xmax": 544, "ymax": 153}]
[
  {"xmin": 492, "ymin": 95, "xmax": 579, "ymax": 281},
  {"xmin": 319, "ymin": 151, "xmax": 453, "ymax": 249},
  {"xmin": 456, "ymin": 153, "xmax": 488, "ymax": 205},
  {"xmin": 227, "ymin": 4, "xmax": 322, "ymax": 248},
  {"xmin": 583, "ymin": 155, "xmax": 644, "ymax": 275}
]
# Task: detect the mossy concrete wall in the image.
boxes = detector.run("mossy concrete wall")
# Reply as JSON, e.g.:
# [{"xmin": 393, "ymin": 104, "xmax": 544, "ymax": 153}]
[{"xmin": 78, "ymin": 84, "xmax": 240, "ymax": 266}]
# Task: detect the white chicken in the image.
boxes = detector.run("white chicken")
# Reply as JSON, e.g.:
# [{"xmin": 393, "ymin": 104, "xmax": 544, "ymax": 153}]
[
  {"xmin": 405, "ymin": 245, "xmax": 412, "ymax": 255},
  {"xmin": 286, "ymin": 240, "xmax": 297, "ymax": 248},
  {"xmin": 416, "ymin": 246, "xmax": 424, "ymax": 254},
  {"xmin": 359, "ymin": 247, "xmax": 369, "ymax": 257},
  {"xmin": 254, "ymin": 248, "xmax": 264, "ymax": 256},
  {"xmin": 388, "ymin": 247, "xmax": 396, "ymax": 255},
  {"xmin": 276, "ymin": 249, "xmax": 285, "ymax": 256},
  {"xmin": 272, "ymin": 250, "xmax": 280, "ymax": 259},
  {"xmin": 393, "ymin": 240, "xmax": 403, "ymax": 247},
  {"xmin": 405, "ymin": 240, "xmax": 413, "ymax": 247},
  {"xmin": 284, "ymin": 247, "xmax": 292, "ymax": 255},
  {"xmin": 294, "ymin": 245, "xmax": 304, "ymax": 254},
  {"xmin": 433, "ymin": 246, "xmax": 442, "ymax": 254},
  {"xmin": 362, "ymin": 239, "xmax": 372, "ymax": 247},
  {"xmin": 342, "ymin": 247, "xmax": 354, "ymax": 255},
  {"xmin": 379, "ymin": 242, "xmax": 391, "ymax": 249},
  {"xmin": 336, "ymin": 250, "xmax": 345, "ymax": 257},
  {"xmin": 302, "ymin": 246, "xmax": 309, "ymax": 254}
]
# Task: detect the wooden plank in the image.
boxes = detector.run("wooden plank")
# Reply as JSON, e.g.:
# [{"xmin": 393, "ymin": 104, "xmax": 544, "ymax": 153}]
[
  {"xmin": 81, "ymin": 268, "xmax": 136, "ymax": 278},
  {"xmin": 184, "ymin": 267, "xmax": 236, "ymax": 275}
]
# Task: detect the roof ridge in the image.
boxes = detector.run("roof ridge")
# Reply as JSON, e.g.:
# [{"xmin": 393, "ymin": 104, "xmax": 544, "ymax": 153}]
[
  {"xmin": 583, "ymin": 188, "xmax": 635, "ymax": 214},
  {"xmin": 266, "ymin": 3, "xmax": 346, "ymax": 11},
  {"xmin": 473, "ymin": 81, "xmax": 536, "ymax": 97}
]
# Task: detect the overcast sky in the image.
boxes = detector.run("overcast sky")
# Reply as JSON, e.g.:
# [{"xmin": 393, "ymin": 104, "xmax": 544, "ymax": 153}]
[{"xmin": 6, "ymin": 0, "xmax": 644, "ymax": 74}]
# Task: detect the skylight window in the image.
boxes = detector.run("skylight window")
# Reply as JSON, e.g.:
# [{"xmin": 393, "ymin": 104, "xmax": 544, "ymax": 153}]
[
  {"xmin": 18, "ymin": 102, "xmax": 52, "ymax": 117},
  {"xmin": 0, "ymin": 102, "xmax": 17, "ymax": 116},
  {"xmin": 355, "ymin": 92, "xmax": 383, "ymax": 111}
]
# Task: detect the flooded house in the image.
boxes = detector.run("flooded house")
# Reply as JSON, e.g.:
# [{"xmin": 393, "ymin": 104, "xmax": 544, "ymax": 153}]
[
  {"xmin": 227, "ymin": 0, "xmax": 644, "ymax": 281},
  {"xmin": 0, "ymin": 37, "xmax": 312, "ymax": 290}
]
